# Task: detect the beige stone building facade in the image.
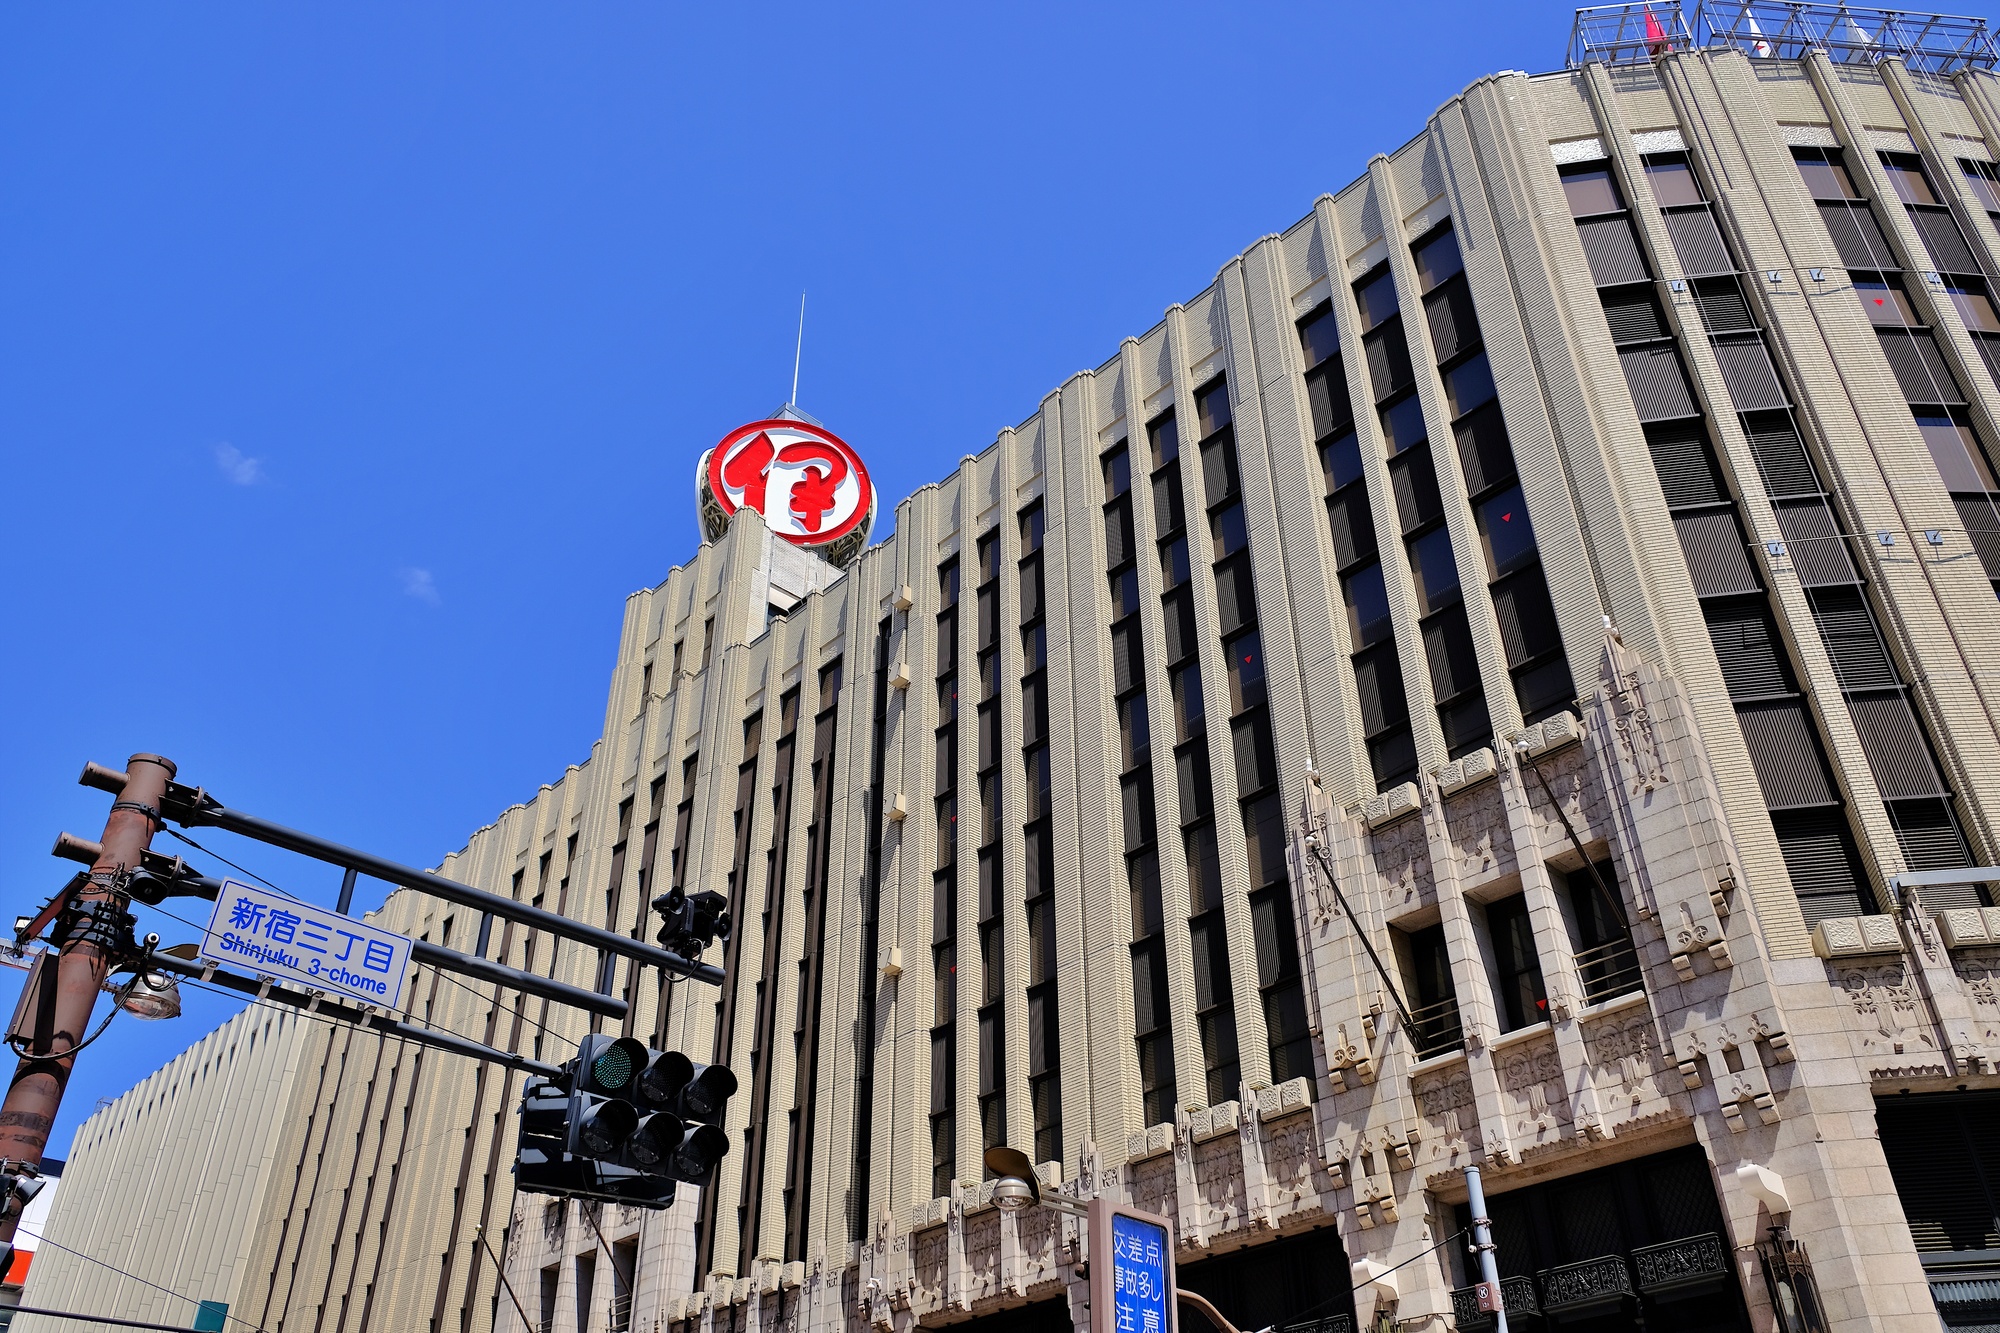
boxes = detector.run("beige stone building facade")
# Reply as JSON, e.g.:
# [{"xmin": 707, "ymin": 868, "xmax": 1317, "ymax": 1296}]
[
  {"xmin": 180, "ymin": 15, "xmax": 2000, "ymax": 1333},
  {"xmin": 22, "ymin": 1005, "xmax": 314, "ymax": 1331}
]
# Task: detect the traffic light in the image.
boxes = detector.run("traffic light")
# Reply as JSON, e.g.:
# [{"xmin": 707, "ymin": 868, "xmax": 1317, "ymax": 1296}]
[
  {"xmin": 565, "ymin": 1035, "xmax": 738, "ymax": 1184},
  {"xmin": 515, "ymin": 1072, "xmax": 677, "ymax": 1210}
]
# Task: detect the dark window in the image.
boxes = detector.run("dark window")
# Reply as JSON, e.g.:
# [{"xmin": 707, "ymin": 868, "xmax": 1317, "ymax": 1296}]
[
  {"xmin": 1854, "ymin": 272, "xmax": 1919, "ymax": 326},
  {"xmin": 1413, "ymin": 225, "xmax": 1464, "ymax": 291},
  {"xmin": 1298, "ymin": 304, "xmax": 1340, "ymax": 368},
  {"xmin": 1914, "ymin": 408, "xmax": 1999, "ymax": 492},
  {"xmin": 1879, "ymin": 151, "xmax": 1939, "ymax": 206},
  {"xmin": 1407, "ymin": 526, "xmax": 1461, "ymax": 613},
  {"xmin": 1559, "ymin": 859, "xmax": 1641, "ymax": 1005},
  {"xmin": 1961, "ymin": 158, "xmax": 2000, "ymax": 218},
  {"xmin": 1643, "ymin": 153, "xmax": 1704, "ymax": 206},
  {"xmin": 1793, "ymin": 146, "xmax": 1860, "ymax": 201},
  {"xmin": 1380, "ymin": 393, "xmax": 1428, "ymax": 454},
  {"xmin": 1476, "ymin": 484, "xmax": 1538, "ymax": 578},
  {"xmin": 1442, "ymin": 350, "xmax": 1496, "ymax": 418},
  {"xmin": 1485, "ymin": 895, "xmax": 1549, "ymax": 1031},
  {"xmin": 1148, "ymin": 411, "xmax": 1180, "ymax": 469},
  {"xmin": 1344, "ymin": 563, "xmax": 1393, "ymax": 648},
  {"xmin": 1354, "ymin": 266, "xmax": 1399, "ymax": 329},
  {"xmin": 1560, "ymin": 164, "xmax": 1625, "ymax": 216},
  {"xmin": 1195, "ymin": 378, "xmax": 1233, "ymax": 439},
  {"xmin": 1398, "ymin": 923, "xmax": 1461, "ymax": 1059},
  {"xmin": 1102, "ymin": 444, "xmax": 1131, "ymax": 498}
]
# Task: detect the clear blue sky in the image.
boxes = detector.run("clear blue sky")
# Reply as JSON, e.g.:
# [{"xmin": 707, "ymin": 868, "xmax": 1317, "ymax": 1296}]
[{"xmin": 3, "ymin": 2, "xmax": 1592, "ymax": 1153}]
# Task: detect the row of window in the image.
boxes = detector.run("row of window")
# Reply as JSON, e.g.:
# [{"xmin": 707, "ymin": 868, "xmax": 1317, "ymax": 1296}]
[
  {"xmin": 1300, "ymin": 215, "xmax": 1574, "ymax": 793},
  {"xmin": 1795, "ymin": 144, "xmax": 2000, "ymax": 602}
]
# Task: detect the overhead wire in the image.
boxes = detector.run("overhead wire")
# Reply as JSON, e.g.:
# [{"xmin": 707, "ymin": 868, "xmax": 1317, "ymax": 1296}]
[{"xmin": 20, "ymin": 1230, "xmax": 269, "ymax": 1332}]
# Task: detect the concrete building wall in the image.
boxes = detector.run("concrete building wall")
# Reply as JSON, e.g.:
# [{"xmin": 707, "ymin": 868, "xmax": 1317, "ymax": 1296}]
[
  {"xmin": 214, "ymin": 39, "xmax": 2000, "ymax": 1333},
  {"xmin": 22, "ymin": 1006, "xmax": 313, "ymax": 1331}
]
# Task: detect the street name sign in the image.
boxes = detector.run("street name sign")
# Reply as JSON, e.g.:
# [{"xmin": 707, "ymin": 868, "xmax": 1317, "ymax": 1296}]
[{"xmin": 200, "ymin": 879, "xmax": 413, "ymax": 1011}]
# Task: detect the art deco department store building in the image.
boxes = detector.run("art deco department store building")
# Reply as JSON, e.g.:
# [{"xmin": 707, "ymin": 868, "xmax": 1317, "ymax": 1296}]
[{"xmin": 232, "ymin": 24, "xmax": 2000, "ymax": 1333}]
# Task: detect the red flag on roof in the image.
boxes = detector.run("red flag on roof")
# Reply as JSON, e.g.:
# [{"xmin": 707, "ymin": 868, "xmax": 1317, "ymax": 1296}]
[{"xmin": 1646, "ymin": 7, "xmax": 1673, "ymax": 56}]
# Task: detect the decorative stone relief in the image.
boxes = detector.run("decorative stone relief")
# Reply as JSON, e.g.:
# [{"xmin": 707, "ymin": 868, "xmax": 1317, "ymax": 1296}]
[
  {"xmin": 1958, "ymin": 948, "xmax": 2000, "ymax": 1012},
  {"xmin": 1812, "ymin": 915, "xmax": 1904, "ymax": 959},
  {"xmin": 1497, "ymin": 1035, "xmax": 1573, "ymax": 1148},
  {"xmin": 961, "ymin": 1214, "xmax": 1000, "ymax": 1306},
  {"xmin": 1445, "ymin": 781, "xmax": 1515, "ymax": 889},
  {"xmin": 1672, "ymin": 1022, "xmax": 1780, "ymax": 1130},
  {"xmin": 1127, "ymin": 1154, "xmax": 1176, "ymax": 1222},
  {"xmin": 1325, "ymin": 1021, "xmax": 1376, "ymax": 1086},
  {"xmin": 1264, "ymin": 1114, "xmax": 1321, "ymax": 1217},
  {"xmin": 1835, "ymin": 960, "xmax": 1946, "ymax": 1078},
  {"xmin": 1194, "ymin": 1135, "xmax": 1248, "ymax": 1233},
  {"xmin": 1413, "ymin": 1064, "xmax": 1477, "ymax": 1155},
  {"xmin": 1369, "ymin": 814, "xmax": 1431, "ymax": 913},
  {"xmin": 911, "ymin": 1226, "xmax": 947, "ymax": 1306}
]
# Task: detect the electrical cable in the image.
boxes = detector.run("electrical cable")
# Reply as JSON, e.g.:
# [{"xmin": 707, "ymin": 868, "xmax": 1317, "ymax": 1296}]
[
  {"xmin": 21, "ymin": 1230, "xmax": 268, "ymax": 1332},
  {"xmin": 159, "ymin": 828, "xmax": 304, "ymax": 903},
  {"xmin": 5, "ymin": 1004, "xmax": 118, "ymax": 1062}
]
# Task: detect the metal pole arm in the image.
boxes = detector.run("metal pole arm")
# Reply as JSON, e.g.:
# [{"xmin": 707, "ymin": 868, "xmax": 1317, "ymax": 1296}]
[
  {"xmin": 1177, "ymin": 1289, "xmax": 1244, "ymax": 1333},
  {"xmin": 144, "ymin": 951, "xmax": 563, "ymax": 1077},
  {"xmin": 80, "ymin": 764, "xmax": 724, "ymax": 987}
]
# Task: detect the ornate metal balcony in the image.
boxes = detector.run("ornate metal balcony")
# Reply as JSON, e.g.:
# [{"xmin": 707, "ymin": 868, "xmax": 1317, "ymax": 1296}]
[
  {"xmin": 1450, "ymin": 1275, "xmax": 1542, "ymax": 1328},
  {"xmin": 1538, "ymin": 1254, "xmax": 1636, "ymax": 1317},
  {"xmin": 1633, "ymin": 1231, "xmax": 1731, "ymax": 1297}
]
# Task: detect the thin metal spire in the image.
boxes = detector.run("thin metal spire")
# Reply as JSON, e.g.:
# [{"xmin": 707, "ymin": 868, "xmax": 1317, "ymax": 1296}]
[{"xmin": 790, "ymin": 291, "xmax": 806, "ymax": 406}]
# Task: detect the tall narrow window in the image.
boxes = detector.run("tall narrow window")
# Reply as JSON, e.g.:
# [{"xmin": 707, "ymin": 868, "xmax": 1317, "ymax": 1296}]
[
  {"xmin": 1195, "ymin": 377, "xmax": 1310, "ymax": 1093},
  {"xmin": 695, "ymin": 711, "xmax": 763, "ymax": 1278},
  {"xmin": 1397, "ymin": 923, "xmax": 1461, "ymax": 1059},
  {"xmin": 1126, "ymin": 425, "xmax": 1175, "ymax": 1126},
  {"xmin": 930, "ymin": 550, "xmax": 966, "ymax": 1199},
  {"xmin": 1320, "ymin": 270, "xmax": 1419, "ymax": 791},
  {"xmin": 1559, "ymin": 859, "xmax": 1641, "ymax": 1005},
  {"xmin": 1483, "ymin": 895, "xmax": 1547, "ymax": 1032},
  {"xmin": 848, "ymin": 621, "xmax": 892, "ymax": 1241},
  {"xmin": 1795, "ymin": 146, "xmax": 2000, "ymax": 601},
  {"xmin": 783, "ymin": 658, "xmax": 842, "ymax": 1260},
  {"xmin": 1412, "ymin": 220, "xmax": 1573, "ymax": 726},
  {"xmin": 1022, "ymin": 475, "xmax": 1064, "ymax": 1163},
  {"xmin": 738, "ymin": 689, "xmax": 802, "ymax": 1272}
]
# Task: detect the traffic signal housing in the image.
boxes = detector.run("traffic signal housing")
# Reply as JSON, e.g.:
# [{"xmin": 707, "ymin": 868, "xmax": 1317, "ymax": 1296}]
[
  {"xmin": 515, "ymin": 1072, "xmax": 677, "ymax": 1210},
  {"xmin": 561, "ymin": 1035, "xmax": 738, "ymax": 1185}
]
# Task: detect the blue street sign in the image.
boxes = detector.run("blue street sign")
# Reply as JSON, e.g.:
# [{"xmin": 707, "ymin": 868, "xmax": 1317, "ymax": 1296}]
[
  {"xmin": 1109, "ymin": 1211, "xmax": 1172, "ymax": 1333},
  {"xmin": 200, "ymin": 879, "xmax": 413, "ymax": 1011}
]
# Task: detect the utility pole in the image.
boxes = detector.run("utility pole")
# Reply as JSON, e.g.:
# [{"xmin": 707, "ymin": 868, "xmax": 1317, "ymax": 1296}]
[{"xmin": 0, "ymin": 754, "xmax": 174, "ymax": 1245}]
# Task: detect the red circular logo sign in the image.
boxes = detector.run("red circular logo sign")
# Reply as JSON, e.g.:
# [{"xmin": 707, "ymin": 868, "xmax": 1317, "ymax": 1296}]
[{"xmin": 702, "ymin": 418, "xmax": 874, "ymax": 551}]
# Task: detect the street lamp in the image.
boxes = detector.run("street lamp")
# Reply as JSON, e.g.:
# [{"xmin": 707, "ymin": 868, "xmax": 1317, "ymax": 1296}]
[
  {"xmin": 979, "ymin": 1147, "xmax": 1269, "ymax": 1333},
  {"xmin": 982, "ymin": 1146, "xmax": 1088, "ymax": 1218}
]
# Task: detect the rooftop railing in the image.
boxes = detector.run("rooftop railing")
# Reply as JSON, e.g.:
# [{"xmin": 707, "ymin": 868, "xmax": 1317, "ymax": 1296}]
[{"xmin": 1570, "ymin": 1, "xmax": 1999, "ymax": 72}]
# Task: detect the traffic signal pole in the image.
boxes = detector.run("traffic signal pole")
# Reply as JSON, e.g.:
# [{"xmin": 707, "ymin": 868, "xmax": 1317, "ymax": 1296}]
[{"xmin": 0, "ymin": 754, "xmax": 174, "ymax": 1242}]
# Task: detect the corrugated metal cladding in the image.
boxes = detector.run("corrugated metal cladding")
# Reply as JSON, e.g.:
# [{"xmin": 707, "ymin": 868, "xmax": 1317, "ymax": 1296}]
[{"xmin": 82, "ymin": 45, "xmax": 2000, "ymax": 1333}]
